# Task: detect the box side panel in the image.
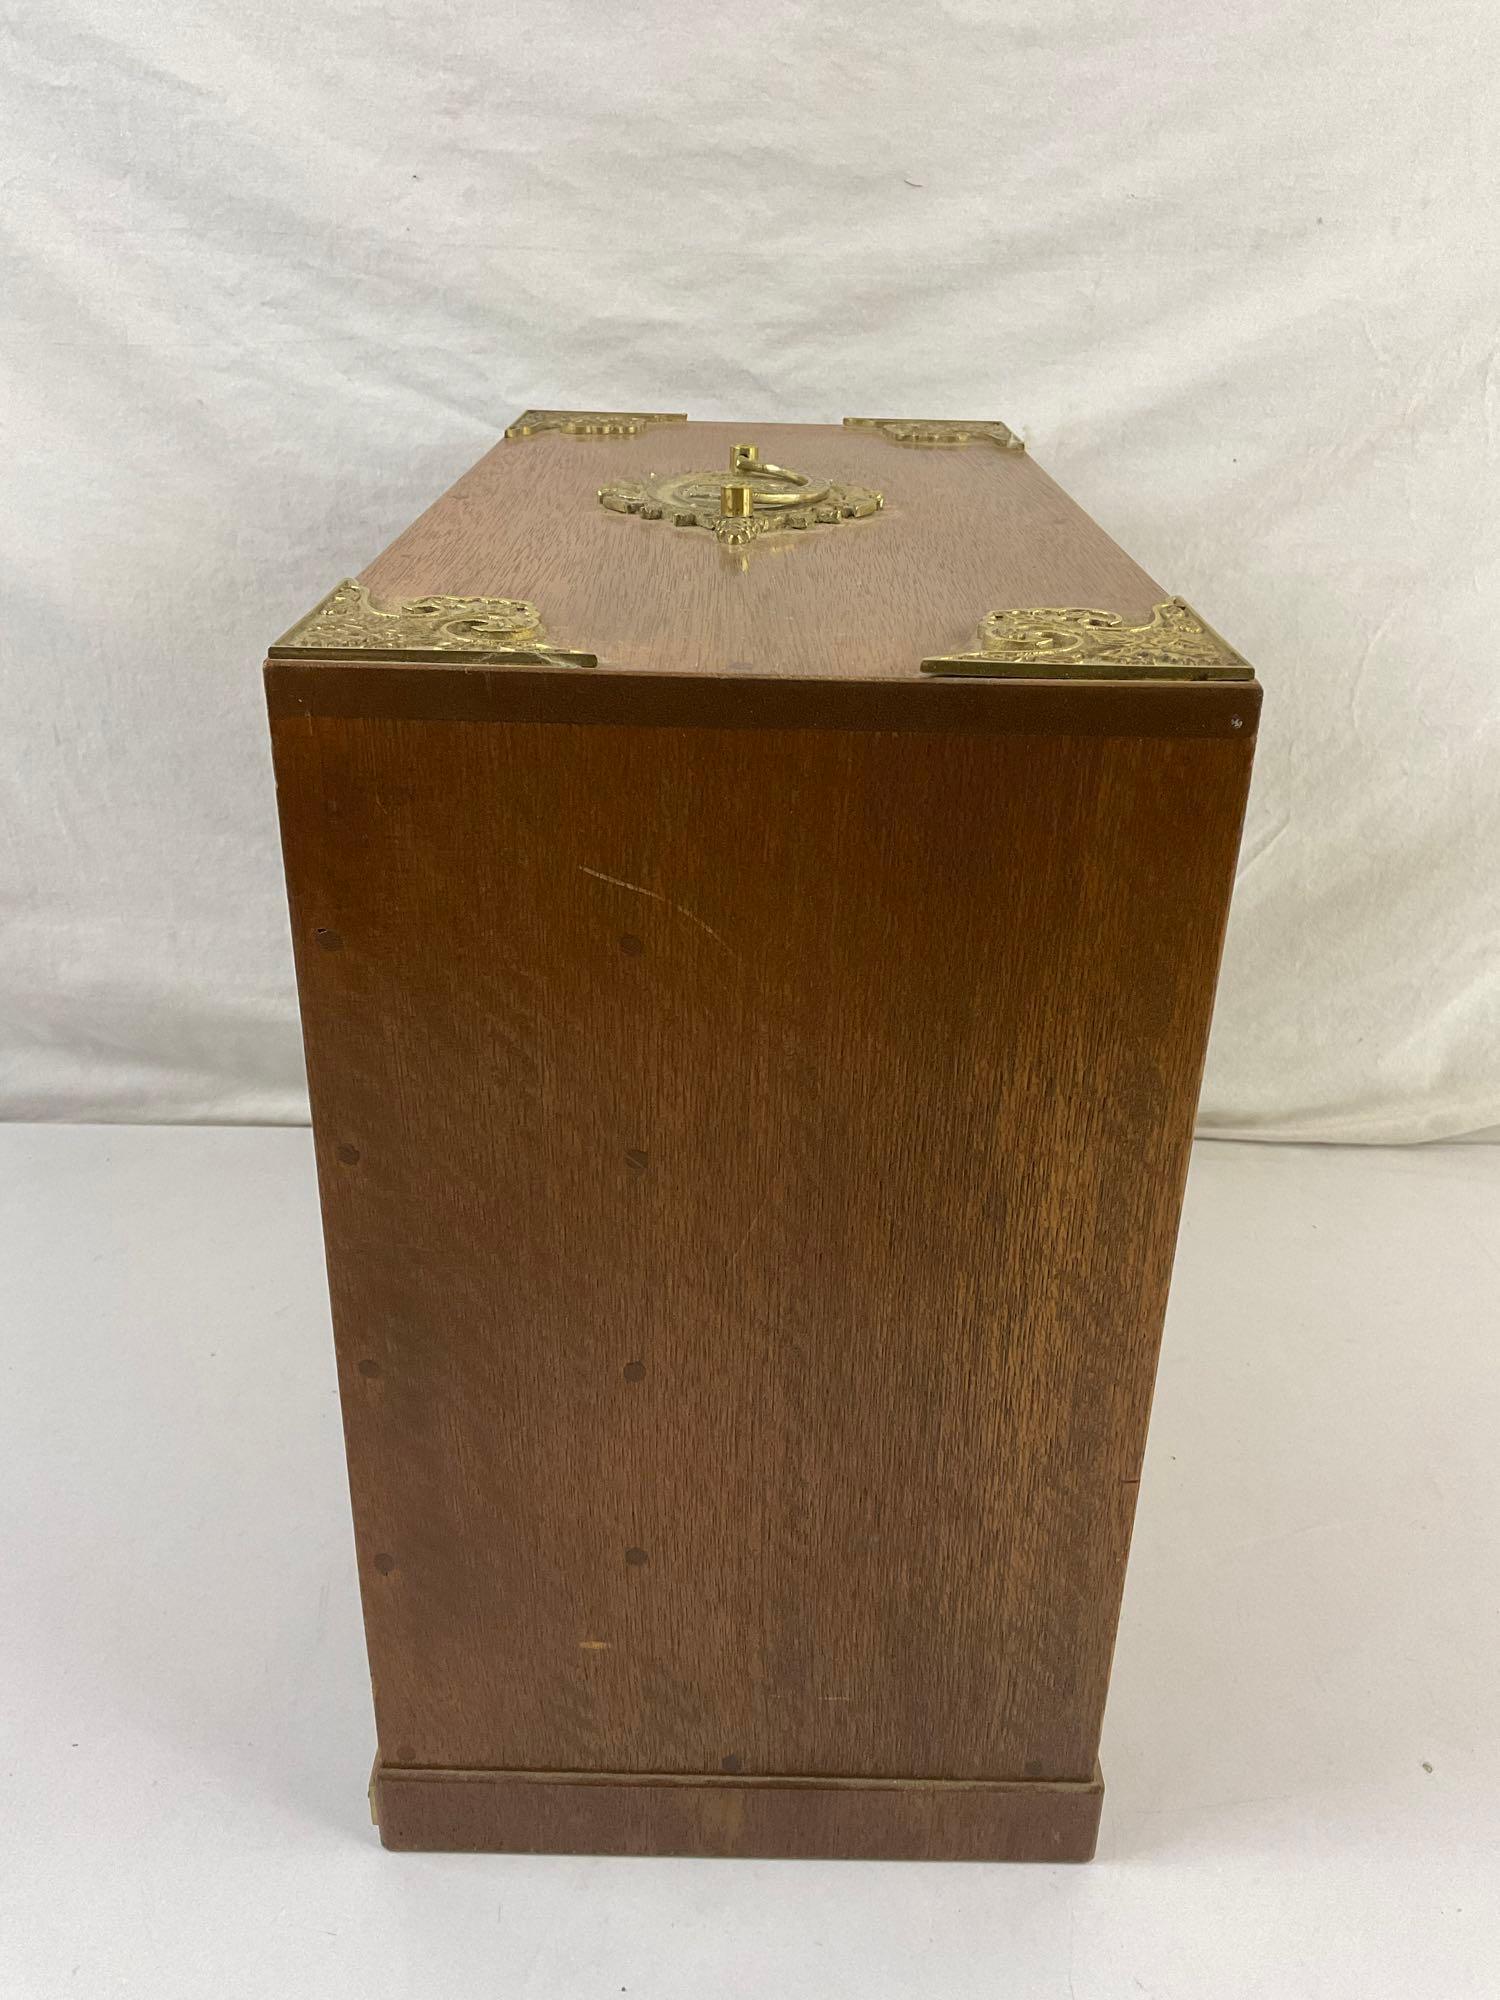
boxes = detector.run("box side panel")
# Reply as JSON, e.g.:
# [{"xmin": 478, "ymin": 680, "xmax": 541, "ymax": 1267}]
[{"xmin": 271, "ymin": 705, "xmax": 1252, "ymax": 1784}]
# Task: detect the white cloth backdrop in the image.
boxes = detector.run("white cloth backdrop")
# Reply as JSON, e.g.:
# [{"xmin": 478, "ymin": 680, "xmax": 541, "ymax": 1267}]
[{"xmin": 3, "ymin": 1, "xmax": 1497, "ymax": 1141}]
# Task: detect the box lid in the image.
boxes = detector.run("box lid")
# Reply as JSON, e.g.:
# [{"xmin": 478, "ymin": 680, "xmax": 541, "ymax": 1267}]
[{"xmin": 267, "ymin": 411, "xmax": 1257, "ymax": 736}]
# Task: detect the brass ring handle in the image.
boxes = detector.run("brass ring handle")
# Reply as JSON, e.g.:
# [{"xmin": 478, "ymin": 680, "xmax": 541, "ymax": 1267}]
[{"xmin": 724, "ymin": 442, "xmax": 826, "ymax": 512}]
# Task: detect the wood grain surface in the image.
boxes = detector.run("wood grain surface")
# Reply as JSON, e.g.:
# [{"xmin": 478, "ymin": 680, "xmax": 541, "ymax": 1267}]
[
  {"xmin": 355, "ymin": 421, "xmax": 1173, "ymax": 679},
  {"xmin": 271, "ymin": 707, "xmax": 1254, "ymax": 1791}
]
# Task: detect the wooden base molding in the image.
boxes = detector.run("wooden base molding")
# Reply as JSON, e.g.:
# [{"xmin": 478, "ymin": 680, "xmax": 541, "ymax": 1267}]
[{"xmin": 371, "ymin": 1761, "xmax": 1104, "ymax": 1862}]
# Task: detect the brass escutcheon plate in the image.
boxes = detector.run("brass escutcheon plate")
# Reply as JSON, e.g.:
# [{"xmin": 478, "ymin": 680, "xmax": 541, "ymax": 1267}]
[{"xmin": 599, "ymin": 442, "xmax": 883, "ymax": 547}]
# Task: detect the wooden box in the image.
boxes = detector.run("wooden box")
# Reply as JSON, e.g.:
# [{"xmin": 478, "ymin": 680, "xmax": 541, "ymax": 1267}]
[{"xmin": 266, "ymin": 410, "xmax": 1258, "ymax": 1861}]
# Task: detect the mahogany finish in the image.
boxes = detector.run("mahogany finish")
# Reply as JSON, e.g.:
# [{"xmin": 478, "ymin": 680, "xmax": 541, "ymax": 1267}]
[{"xmin": 267, "ymin": 417, "xmax": 1258, "ymax": 1861}]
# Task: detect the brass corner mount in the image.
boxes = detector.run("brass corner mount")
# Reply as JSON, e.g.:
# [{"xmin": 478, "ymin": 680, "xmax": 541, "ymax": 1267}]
[
  {"xmin": 269, "ymin": 579, "xmax": 595, "ymax": 665},
  {"xmin": 600, "ymin": 441, "xmax": 883, "ymax": 547},
  {"xmin": 845, "ymin": 416, "xmax": 1025, "ymax": 451},
  {"xmin": 505, "ymin": 409, "xmax": 687, "ymax": 440},
  {"xmin": 922, "ymin": 599, "xmax": 1252, "ymax": 682}
]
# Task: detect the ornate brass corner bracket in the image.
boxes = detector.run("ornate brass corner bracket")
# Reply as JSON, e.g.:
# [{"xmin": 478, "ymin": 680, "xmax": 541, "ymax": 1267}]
[
  {"xmin": 269, "ymin": 579, "xmax": 596, "ymax": 665},
  {"xmin": 844, "ymin": 416, "xmax": 1024, "ymax": 451},
  {"xmin": 921, "ymin": 598, "xmax": 1252, "ymax": 681},
  {"xmin": 505, "ymin": 409, "xmax": 687, "ymax": 440},
  {"xmin": 600, "ymin": 441, "xmax": 883, "ymax": 548}
]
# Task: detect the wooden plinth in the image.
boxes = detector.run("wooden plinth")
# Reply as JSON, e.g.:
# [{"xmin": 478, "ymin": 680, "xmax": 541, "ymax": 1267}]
[{"xmin": 371, "ymin": 1762, "xmax": 1104, "ymax": 1862}]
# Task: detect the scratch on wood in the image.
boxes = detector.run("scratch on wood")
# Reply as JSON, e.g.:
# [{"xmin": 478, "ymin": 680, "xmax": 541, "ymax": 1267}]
[
  {"xmin": 578, "ymin": 863, "xmax": 658, "ymax": 900},
  {"xmin": 578, "ymin": 1639, "xmax": 611, "ymax": 1651},
  {"xmin": 728, "ymin": 1199, "xmax": 769, "ymax": 1267},
  {"xmin": 578, "ymin": 864, "xmax": 740, "ymax": 959}
]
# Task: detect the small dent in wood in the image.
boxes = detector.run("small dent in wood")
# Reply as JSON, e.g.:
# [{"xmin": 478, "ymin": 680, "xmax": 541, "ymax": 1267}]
[
  {"xmin": 314, "ymin": 927, "xmax": 344, "ymax": 952},
  {"xmin": 624, "ymin": 1546, "xmax": 649, "ymax": 1567},
  {"xmin": 720, "ymin": 1754, "xmax": 744, "ymax": 1775},
  {"xmin": 625, "ymin": 1148, "xmax": 649, "ymax": 1172},
  {"xmin": 336, "ymin": 1142, "xmax": 361, "ymax": 1166},
  {"xmin": 374, "ymin": 1552, "xmax": 396, "ymax": 1575},
  {"xmin": 619, "ymin": 933, "xmax": 644, "ymax": 957},
  {"xmin": 622, "ymin": 1360, "xmax": 646, "ymax": 1382},
  {"xmin": 358, "ymin": 1358, "xmax": 382, "ymax": 1378}
]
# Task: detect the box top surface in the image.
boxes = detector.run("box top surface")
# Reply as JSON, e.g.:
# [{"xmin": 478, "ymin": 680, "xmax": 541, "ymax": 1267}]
[{"xmin": 269, "ymin": 414, "xmax": 1253, "ymax": 693}]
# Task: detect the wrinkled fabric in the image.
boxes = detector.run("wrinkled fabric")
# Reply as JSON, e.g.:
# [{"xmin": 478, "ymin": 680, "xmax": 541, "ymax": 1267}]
[{"xmin": 3, "ymin": 1, "xmax": 1497, "ymax": 1139}]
